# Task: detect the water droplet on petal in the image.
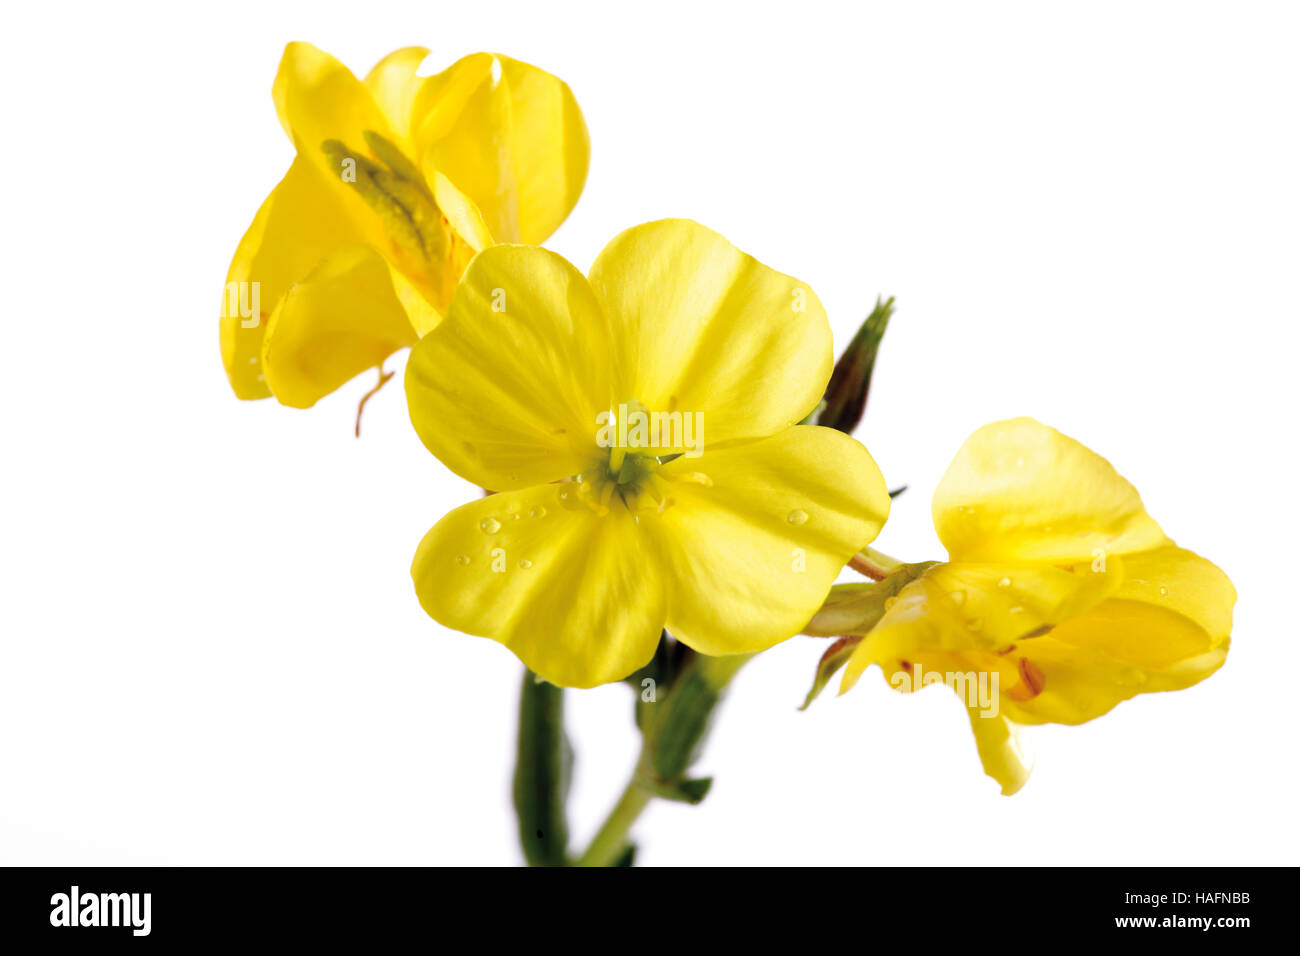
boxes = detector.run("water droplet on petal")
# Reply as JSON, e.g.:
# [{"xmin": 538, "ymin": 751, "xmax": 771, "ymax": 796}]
[
  {"xmin": 1009, "ymin": 606, "xmax": 1024, "ymax": 614},
  {"xmin": 883, "ymin": 596, "xmax": 898, "ymax": 610},
  {"xmin": 949, "ymin": 590, "xmax": 966, "ymax": 605},
  {"xmin": 997, "ymin": 577, "xmax": 1012, "ymax": 588},
  {"xmin": 518, "ymin": 559, "xmax": 532, "ymax": 569},
  {"xmin": 456, "ymin": 554, "xmax": 471, "ymax": 566},
  {"xmin": 1158, "ymin": 586, "xmax": 1169, "ymax": 596},
  {"xmin": 530, "ymin": 505, "xmax": 547, "ymax": 518},
  {"xmin": 480, "ymin": 518, "xmax": 501, "ymax": 534},
  {"xmin": 786, "ymin": 509, "xmax": 809, "ymax": 525}
]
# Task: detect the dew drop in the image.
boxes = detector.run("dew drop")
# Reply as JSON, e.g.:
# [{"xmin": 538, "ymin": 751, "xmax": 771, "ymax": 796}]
[
  {"xmin": 1009, "ymin": 606, "xmax": 1024, "ymax": 615},
  {"xmin": 949, "ymin": 590, "xmax": 966, "ymax": 605},
  {"xmin": 518, "ymin": 559, "xmax": 532, "ymax": 569},
  {"xmin": 456, "ymin": 554, "xmax": 471, "ymax": 566},
  {"xmin": 480, "ymin": 518, "xmax": 501, "ymax": 534},
  {"xmin": 530, "ymin": 505, "xmax": 547, "ymax": 518},
  {"xmin": 786, "ymin": 509, "xmax": 809, "ymax": 526},
  {"xmin": 883, "ymin": 596, "xmax": 898, "ymax": 611},
  {"xmin": 1158, "ymin": 586, "xmax": 1169, "ymax": 596}
]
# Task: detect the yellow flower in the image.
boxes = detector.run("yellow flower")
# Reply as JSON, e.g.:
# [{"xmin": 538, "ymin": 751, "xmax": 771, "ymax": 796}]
[
  {"xmin": 405, "ymin": 219, "xmax": 892, "ymax": 687},
  {"xmin": 840, "ymin": 418, "xmax": 1234, "ymax": 795},
  {"xmin": 220, "ymin": 43, "xmax": 589, "ymax": 409}
]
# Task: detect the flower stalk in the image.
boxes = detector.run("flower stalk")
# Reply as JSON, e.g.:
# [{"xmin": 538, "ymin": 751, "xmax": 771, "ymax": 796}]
[{"xmin": 512, "ymin": 647, "xmax": 751, "ymax": 867}]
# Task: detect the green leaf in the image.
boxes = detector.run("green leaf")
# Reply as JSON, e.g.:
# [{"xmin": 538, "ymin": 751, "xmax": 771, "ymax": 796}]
[
  {"xmin": 637, "ymin": 774, "xmax": 714, "ymax": 805},
  {"xmin": 512, "ymin": 670, "xmax": 572, "ymax": 866},
  {"xmin": 816, "ymin": 296, "xmax": 895, "ymax": 435}
]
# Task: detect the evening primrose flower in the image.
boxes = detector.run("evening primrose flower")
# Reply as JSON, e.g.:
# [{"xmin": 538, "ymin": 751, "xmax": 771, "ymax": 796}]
[
  {"xmin": 838, "ymin": 418, "xmax": 1234, "ymax": 794},
  {"xmin": 220, "ymin": 42, "xmax": 589, "ymax": 409},
  {"xmin": 405, "ymin": 219, "xmax": 892, "ymax": 687}
]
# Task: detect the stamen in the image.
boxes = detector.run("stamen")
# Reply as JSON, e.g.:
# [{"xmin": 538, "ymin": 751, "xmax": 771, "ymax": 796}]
[
  {"xmin": 354, "ymin": 363, "xmax": 395, "ymax": 437},
  {"xmin": 321, "ymin": 135, "xmax": 449, "ymax": 274}
]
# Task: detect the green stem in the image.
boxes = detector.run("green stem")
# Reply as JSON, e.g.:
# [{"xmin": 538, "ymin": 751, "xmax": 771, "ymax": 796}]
[
  {"xmin": 573, "ymin": 651, "xmax": 752, "ymax": 867},
  {"xmin": 574, "ymin": 780, "xmax": 653, "ymax": 867},
  {"xmin": 512, "ymin": 671, "xmax": 572, "ymax": 866}
]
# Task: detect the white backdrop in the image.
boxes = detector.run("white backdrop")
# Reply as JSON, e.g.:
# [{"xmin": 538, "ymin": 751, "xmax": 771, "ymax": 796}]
[{"xmin": 2, "ymin": 0, "xmax": 1296, "ymax": 865}]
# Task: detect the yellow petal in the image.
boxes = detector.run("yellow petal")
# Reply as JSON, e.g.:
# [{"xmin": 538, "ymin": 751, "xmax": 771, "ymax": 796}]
[
  {"xmin": 921, "ymin": 559, "xmax": 1124, "ymax": 647},
  {"xmin": 363, "ymin": 46, "xmax": 430, "ymax": 151},
  {"xmin": 1033, "ymin": 598, "xmax": 1226, "ymax": 698},
  {"xmin": 429, "ymin": 170, "xmax": 495, "ymax": 255},
  {"xmin": 646, "ymin": 426, "xmax": 890, "ymax": 656},
  {"xmin": 967, "ymin": 707, "xmax": 1034, "ymax": 795},
  {"xmin": 411, "ymin": 53, "xmax": 589, "ymax": 244},
  {"xmin": 837, "ymin": 555, "xmax": 1119, "ymax": 694},
  {"xmin": 842, "ymin": 573, "xmax": 1226, "ymax": 726},
  {"xmin": 273, "ymin": 42, "xmax": 396, "ymax": 183},
  {"xmin": 412, "ymin": 485, "xmax": 664, "ymax": 688},
  {"xmin": 934, "ymin": 418, "xmax": 1169, "ymax": 563},
  {"xmin": 274, "ymin": 43, "xmax": 469, "ymax": 319},
  {"xmin": 588, "ymin": 219, "xmax": 833, "ymax": 445},
  {"xmin": 1115, "ymin": 545, "xmax": 1235, "ymax": 644},
  {"xmin": 405, "ymin": 244, "xmax": 615, "ymax": 490},
  {"xmin": 260, "ymin": 244, "xmax": 430, "ymax": 409},
  {"xmin": 839, "ymin": 579, "xmax": 960, "ymax": 693},
  {"xmin": 220, "ymin": 157, "xmax": 369, "ymax": 400},
  {"xmin": 839, "ymin": 596, "xmax": 1035, "ymax": 794}
]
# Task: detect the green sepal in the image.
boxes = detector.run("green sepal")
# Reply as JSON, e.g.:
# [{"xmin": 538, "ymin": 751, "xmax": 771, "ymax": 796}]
[
  {"xmin": 802, "ymin": 562, "xmax": 938, "ymax": 637},
  {"xmin": 799, "ymin": 635, "xmax": 863, "ymax": 710},
  {"xmin": 799, "ymin": 561, "xmax": 938, "ymax": 708}
]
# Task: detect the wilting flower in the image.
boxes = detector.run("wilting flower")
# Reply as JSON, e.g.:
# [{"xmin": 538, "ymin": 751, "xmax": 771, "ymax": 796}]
[
  {"xmin": 837, "ymin": 418, "xmax": 1234, "ymax": 794},
  {"xmin": 405, "ymin": 219, "xmax": 892, "ymax": 687},
  {"xmin": 220, "ymin": 42, "xmax": 589, "ymax": 409}
]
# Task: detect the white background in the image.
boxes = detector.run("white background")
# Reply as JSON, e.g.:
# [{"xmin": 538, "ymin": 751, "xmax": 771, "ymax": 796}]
[{"xmin": 2, "ymin": 0, "xmax": 1296, "ymax": 865}]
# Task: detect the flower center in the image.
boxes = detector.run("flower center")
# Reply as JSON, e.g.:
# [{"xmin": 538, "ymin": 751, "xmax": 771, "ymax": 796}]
[{"xmin": 563, "ymin": 451, "xmax": 666, "ymax": 517}]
